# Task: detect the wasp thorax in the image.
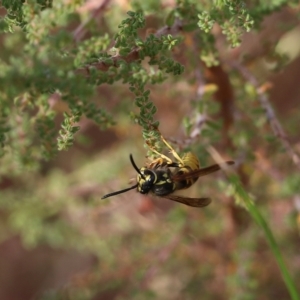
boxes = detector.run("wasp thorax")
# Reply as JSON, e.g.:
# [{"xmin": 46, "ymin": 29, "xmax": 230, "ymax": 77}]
[{"xmin": 137, "ymin": 168, "xmax": 157, "ymax": 194}]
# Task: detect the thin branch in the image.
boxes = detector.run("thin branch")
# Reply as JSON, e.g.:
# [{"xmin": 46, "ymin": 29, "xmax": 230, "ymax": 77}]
[
  {"xmin": 72, "ymin": 0, "xmax": 112, "ymax": 42},
  {"xmin": 232, "ymin": 62, "xmax": 300, "ymax": 170},
  {"xmin": 76, "ymin": 19, "xmax": 183, "ymax": 76}
]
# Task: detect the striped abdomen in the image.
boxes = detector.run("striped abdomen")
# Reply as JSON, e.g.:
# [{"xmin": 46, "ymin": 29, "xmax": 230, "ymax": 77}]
[{"xmin": 173, "ymin": 152, "xmax": 200, "ymax": 190}]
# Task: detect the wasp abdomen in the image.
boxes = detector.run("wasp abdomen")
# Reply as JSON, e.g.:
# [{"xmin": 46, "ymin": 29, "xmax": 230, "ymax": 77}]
[
  {"xmin": 181, "ymin": 152, "xmax": 200, "ymax": 170},
  {"xmin": 173, "ymin": 167, "xmax": 196, "ymax": 190},
  {"xmin": 174, "ymin": 152, "xmax": 200, "ymax": 190}
]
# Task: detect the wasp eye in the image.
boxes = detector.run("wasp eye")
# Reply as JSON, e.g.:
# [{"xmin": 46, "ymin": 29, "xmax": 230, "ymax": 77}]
[
  {"xmin": 144, "ymin": 170, "xmax": 156, "ymax": 183},
  {"xmin": 138, "ymin": 169, "xmax": 157, "ymax": 194}
]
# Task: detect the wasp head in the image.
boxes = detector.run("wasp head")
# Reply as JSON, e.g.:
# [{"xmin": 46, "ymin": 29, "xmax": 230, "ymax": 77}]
[
  {"xmin": 137, "ymin": 168, "xmax": 157, "ymax": 194},
  {"xmin": 101, "ymin": 154, "xmax": 169, "ymax": 200}
]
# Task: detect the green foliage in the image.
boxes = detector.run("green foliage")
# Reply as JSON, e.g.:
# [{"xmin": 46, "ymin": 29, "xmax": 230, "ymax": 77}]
[
  {"xmin": 35, "ymin": 109, "xmax": 57, "ymax": 159},
  {"xmin": 197, "ymin": 11, "xmax": 215, "ymax": 33},
  {"xmin": 197, "ymin": 0, "xmax": 254, "ymax": 48},
  {"xmin": 0, "ymin": 0, "xmax": 293, "ymax": 163},
  {"xmin": 57, "ymin": 110, "xmax": 81, "ymax": 151},
  {"xmin": 2, "ymin": 0, "xmax": 53, "ymax": 31}
]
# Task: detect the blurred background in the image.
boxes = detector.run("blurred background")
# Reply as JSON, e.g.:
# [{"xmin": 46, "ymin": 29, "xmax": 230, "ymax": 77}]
[{"xmin": 0, "ymin": 1, "xmax": 300, "ymax": 299}]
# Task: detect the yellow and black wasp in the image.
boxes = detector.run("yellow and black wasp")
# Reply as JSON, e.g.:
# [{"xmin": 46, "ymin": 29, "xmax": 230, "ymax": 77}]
[{"xmin": 102, "ymin": 136, "xmax": 234, "ymax": 207}]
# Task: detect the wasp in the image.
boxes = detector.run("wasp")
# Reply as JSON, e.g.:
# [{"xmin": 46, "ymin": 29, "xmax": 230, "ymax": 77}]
[{"xmin": 101, "ymin": 136, "xmax": 234, "ymax": 207}]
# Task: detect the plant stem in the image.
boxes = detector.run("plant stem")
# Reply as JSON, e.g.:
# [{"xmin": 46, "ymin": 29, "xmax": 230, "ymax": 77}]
[{"xmin": 230, "ymin": 174, "xmax": 300, "ymax": 300}]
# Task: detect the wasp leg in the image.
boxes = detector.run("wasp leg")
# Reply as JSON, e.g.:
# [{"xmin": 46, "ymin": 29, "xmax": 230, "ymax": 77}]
[
  {"xmin": 159, "ymin": 135, "xmax": 184, "ymax": 165},
  {"xmin": 148, "ymin": 157, "xmax": 167, "ymax": 168},
  {"xmin": 147, "ymin": 134, "xmax": 184, "ymax": 166},
  {"xmin": 147, "ymin": 145, "xmax": 173, "ymax": 164},
  {"xmin": 148, "ymin": 157, "xmax": 180, "ymax": 168}
]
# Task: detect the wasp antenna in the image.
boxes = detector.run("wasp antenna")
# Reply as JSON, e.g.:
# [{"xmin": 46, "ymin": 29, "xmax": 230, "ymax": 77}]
[
  {"xmin": 129, "ymin": 154, "xmax": 145, "ymax": 179},
  {"xmin": 102, "ymin": 183, "xmax": 138, "ymax": 199}
]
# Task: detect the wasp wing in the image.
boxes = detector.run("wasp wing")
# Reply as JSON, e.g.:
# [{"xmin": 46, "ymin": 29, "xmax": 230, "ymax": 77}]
[
  {"xmin": 171, "ymin": 161, "xmax": 234, "ymax": 181},
  {"xmin": 163, "ymin": 194, "xmax": 212, "ymax": 207}
]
